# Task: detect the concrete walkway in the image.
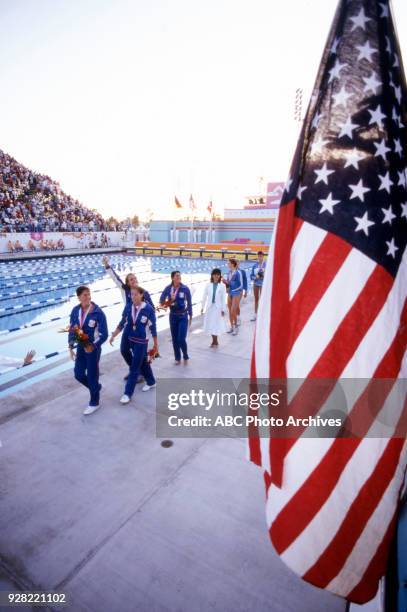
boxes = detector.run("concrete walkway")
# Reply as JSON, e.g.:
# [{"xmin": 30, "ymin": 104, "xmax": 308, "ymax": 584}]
[{"xmin": 0, "ymin": 299, "xmax": 347, "ymax": 612}]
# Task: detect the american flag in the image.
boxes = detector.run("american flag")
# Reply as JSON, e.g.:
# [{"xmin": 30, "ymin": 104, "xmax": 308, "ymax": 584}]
[
  {"xmin": 207, "ymin": 200, "xmax": 213, "ymax": 215},
  {"xmin": 189, "ymin": 194, "xmax": 197, "ymax": 211},
  {"xmin": 250, "ymin": 0, "xmax": 407, "ymax": 604}
]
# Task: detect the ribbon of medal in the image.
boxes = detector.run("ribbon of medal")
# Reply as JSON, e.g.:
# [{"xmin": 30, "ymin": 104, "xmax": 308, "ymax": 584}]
[
  {"xmin": 131, "ymin": 304, "xmax": 141, "ymax": 330},
  {"xmin": 79, "ymin": 305, "xmax": 92, "ymax": 329}
]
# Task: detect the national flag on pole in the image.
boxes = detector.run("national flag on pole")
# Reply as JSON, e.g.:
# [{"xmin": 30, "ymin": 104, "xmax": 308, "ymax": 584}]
[
  {"xmin": 189, "ymin": 194, "xmax": 196, "ymax": 211},
  {"xmin": 174, "ymin": 196, "xmax": 183, "ymax": 209},
  {"xmin": 207, "ymin": 200, "xmax": 213, "ymax": 215},
  {"xmin": 250, "ymin": 0, "xmax": 407, "ymax": 604}
]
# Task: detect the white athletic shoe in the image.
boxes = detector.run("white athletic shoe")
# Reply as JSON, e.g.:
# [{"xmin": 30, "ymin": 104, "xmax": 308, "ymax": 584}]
[
  {"xmin": 120, "ymin": 394, "xmax": 131, "ymax": 404},
  {"xmin": 83, "ymin": 404, "xmax": 100, "ymax": 415},
  {"xmin": 250, "ymin": 315, "xmax": 257, "ymax": 321},
  {"xmin": 232, "ymin": 327, "xmax": 239, "ymax": 336},
  {"xmin": 142, "ymin": 384, "xmax": 156, "ymax": 392},
  {"xmin": 226, "ymin": 327, "xmax": 234, "ymax": 334}
]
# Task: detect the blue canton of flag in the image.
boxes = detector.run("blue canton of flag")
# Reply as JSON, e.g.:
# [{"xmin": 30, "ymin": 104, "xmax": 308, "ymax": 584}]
[{"xmin": 282, "ymin": 0, "xmax": 406, "ymax": 277}]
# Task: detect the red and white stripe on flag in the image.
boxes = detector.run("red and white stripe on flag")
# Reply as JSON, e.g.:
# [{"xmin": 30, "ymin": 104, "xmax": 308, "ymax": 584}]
[
  {"xmin": 249, "ymin": 0, "xmax": 407, "ymax": 604},
  {"xmin": 250, "ymin": 201, "xmax": 406, "ymax": 603}
]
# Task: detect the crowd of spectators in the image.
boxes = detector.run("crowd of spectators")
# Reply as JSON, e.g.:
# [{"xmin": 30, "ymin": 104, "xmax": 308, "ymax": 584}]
[
  {"xmin": 0, "ymin": 149, "xmax": 120, "ymax": 233},
  {"xmin": 6, "ymin": 232, "xmax": 112, "ymax": 253},
  {"xmin": 7, "ymin": 238, "xmax": 66, "ymax": 252}
]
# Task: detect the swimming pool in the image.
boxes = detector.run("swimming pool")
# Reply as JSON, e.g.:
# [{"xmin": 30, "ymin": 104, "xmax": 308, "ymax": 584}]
[{"xmin": 0, "ymin": 253, "xmax": 253, "ymax": 396}]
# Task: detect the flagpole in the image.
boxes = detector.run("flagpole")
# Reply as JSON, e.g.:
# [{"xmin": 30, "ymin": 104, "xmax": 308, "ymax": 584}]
[
  {"xmin": 173, "ymin": 196, "xmax": 176, "ymax": 243},
  {"xmin": 209, "ymin": 200, "xmax": 213, "ymax": 243}
]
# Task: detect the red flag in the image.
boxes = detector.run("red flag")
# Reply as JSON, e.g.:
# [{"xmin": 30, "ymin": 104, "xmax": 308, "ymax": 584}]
[
  {"xmin": 174, "ymin": 196, "xmax": 182, "ymax": 209},
  {"xmin": 250, "ymin": 0, "xmax": 407, "ymax": 604},
  {"xmin": 207, "ymin": 201, "xmax": 213, "ymax": 215}
]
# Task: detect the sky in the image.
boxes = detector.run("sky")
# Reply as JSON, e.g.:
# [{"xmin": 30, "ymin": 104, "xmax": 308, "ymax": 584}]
[{"xmin": 0, "ymin": 0, "xmax": 406, "ymax": 221}]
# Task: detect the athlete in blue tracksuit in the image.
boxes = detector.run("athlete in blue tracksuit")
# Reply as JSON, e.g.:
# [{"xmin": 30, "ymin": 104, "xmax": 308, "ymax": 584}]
[
  {"xmin": 236, "ymin": 263, "xmax": 248, "ymax": 324},
  {"xmin": 224, "ymin": 259, "xmax": 243, "ymax": 335},
  {"xmin": 250, "ymin": 251, "xmax": 266, "ymax": 321},
  {"xmin": 110, "ymin": 286, "xmax": 159, "ymax": 404},
  {"xmin": 159, "ymin": 271, "xmax": 192, "ymax": 364},
  {"xmin": 102, "ymin": 256, "xmax": 154, "ymax": 376},
  {"xmin": 68, "ymin": 285, "xmax": 108, "ymax": 415}
]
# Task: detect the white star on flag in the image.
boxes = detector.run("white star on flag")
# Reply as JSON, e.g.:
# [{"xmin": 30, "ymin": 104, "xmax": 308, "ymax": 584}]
[
  {"xmin": 319, "ymin": 193, "xmax": 340, "ymax": 214},
  {"xmin": 379, "ymin": 3, "xmax": 389, "ymax": 18},
  {"xmin": 363, "ymin": 73, "xmax": 382, "ymax": 95},
  {"xmin": 397, "ymin": 170, "xmax": 406, "ymax": 188},
  {"xmin": 328, "ymin": 60, "xmax": 346, "ymax": 82},
  {"xmin": 393, "ymin": 54, "xmax": 400, "ymax": 68},
  {"xmin": 392, "ymin": 107, "xmax": 399, "ymax": 123},
  {"xmin": 297, "ymin": 185, "xmax": 307, "ymax": 199},
  {"xmin": 311, "ymin": 112, "xmax": 322, "ymax": 129},
  {"xmin": 338, "ymin": 115, "xmax": 359, "ymax": 138},
  {"xmin": 330, "ymin": 37, "xmax": 340, "ymax": 54},
  {"xmin": 332, "ymin": 86, "xmax": 353, "ymax": 107},
  {"xmin": 354, "ymin": 211, "xmax": 375, "ymax": 236},
  {"xmin": 350, "ymin": 7, "xmax": 371, "ymax": 31},
  {"xmin": 386, "ymin": 238, "xmax": 399, "ymax": 258},
  {"xmin": 394, "ymin": 85, "xmax": 402, "ymax": 104},
  {"xmin": 284, "ymin": 177, "xmax": 293, "ymax": 192},
  {"xmin": 385, "ymin": 36, "xmax": 392, "ymax": 55},
  {"xmin": 368, "ymin": 105, "xmax": 386, "ymax": 128},
  {"xmin": 349, "ymin": 178, "xmax": 370, "ymax": 202},
  {"xmin": 344, "ymin": 148, "xmax": 364, "ymax": 169},
  {"xmin": 374, "ymin": 139, "xmax": 391, "ymax": 160},
  {"xmin": 310, "ymin": 137, "xmax": 329, "ymax": 156},
  {"xmin": 314, "ymin": 162, "xmax": 335, "ymax": 185},
  {"xmin": 381, "ymin": 205, "xmax": 396, "ymax": 225},
  {"xmin": 401, "ymin": 202, "xmax": 407, "ymax": 219},
  {"xmin": 394, "ymin": 138, "xmax": 403, "ymax": 156},
  {"xmin": 378, "ymin": 171, "xmax": 393, "ymax": 193},
  {"xmin": 356, "ymin": 40, "xmax": 377, "ymax": 62}
]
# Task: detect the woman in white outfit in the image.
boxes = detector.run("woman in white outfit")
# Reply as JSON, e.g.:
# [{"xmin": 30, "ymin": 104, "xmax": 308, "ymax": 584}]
[{"xmin": 200, "ymin": 268, "xmax": 227, "ymax": 347}]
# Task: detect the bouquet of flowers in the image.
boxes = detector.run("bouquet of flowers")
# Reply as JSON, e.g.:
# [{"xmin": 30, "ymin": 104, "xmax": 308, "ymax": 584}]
[
  {"xmin": 70, "ymin": 325, "xmax": 91, "ymax": 347},
  {"xmin": 156, "ymin": 298, "xmax": 174, "ymax": 311},
  {"xmin": 59, "ymin": 324, "xmax": 93, "ymax": 351},
  {"xmin": 147, "ymin": 347, "xmax": 160, "ymax": 363}
]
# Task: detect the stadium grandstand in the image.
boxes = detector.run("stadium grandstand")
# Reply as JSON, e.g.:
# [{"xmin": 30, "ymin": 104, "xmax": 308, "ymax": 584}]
[{"xmin": 0, "ymin": 149, "xmax": 117, "ymax": 233}]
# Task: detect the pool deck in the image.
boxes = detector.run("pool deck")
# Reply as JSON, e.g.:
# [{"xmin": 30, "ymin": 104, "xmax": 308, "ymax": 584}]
[{"xmin": 0, "ymin": 299, "xmax": 349, "ymax": 612}]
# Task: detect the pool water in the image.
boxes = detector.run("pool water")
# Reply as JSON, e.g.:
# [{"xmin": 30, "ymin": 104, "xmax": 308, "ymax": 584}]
[{"xmin": 0, "ymin": 253, "xmax": 253, "ymax": 396}]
